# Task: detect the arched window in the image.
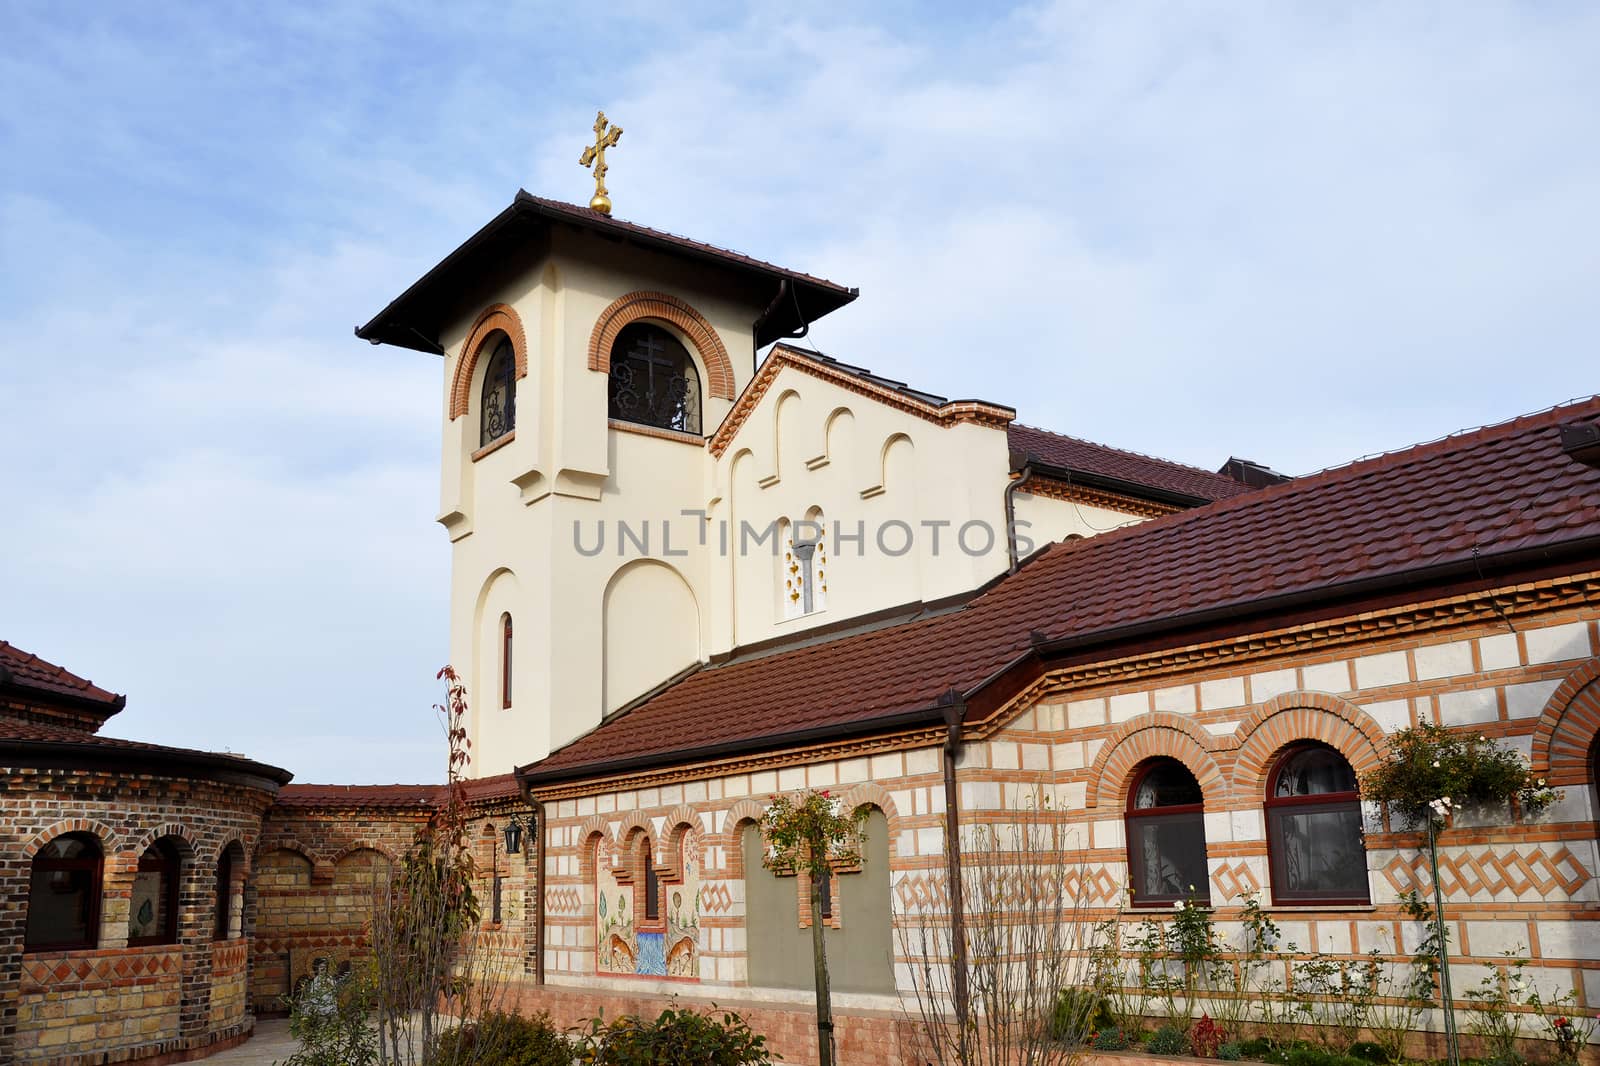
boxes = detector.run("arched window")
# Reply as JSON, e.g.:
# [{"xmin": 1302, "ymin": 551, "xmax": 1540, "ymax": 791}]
[
  {"xmin": 641, "ymin": 838, "xmax": 661, "ymax": 923},
  {"xmin": 607, "ymin": 323, "xmax": 701, "ymax": 434},
  {"xmin": 130, "ymin": 839, "xmax": 181, "ymax": 945},
  {"xmin": 501, "ymin": 613, "xmax": 513, "ymax": 710},
  {"xmin": 1266, "ymin": 743, "xmax": 1370, "ymax": 904},
  {"xmin": 1126, "ymin": 758, "xmax": 1209, "ymax": 906},
  {"xmin": 213, "ymin": 847, "xmax": 235, "ymax": 941},
  {"xmin": 26, "ymin": 832, "xmax": 103, "ymax": 951},
  {"xmin": 782, "ymin": 511, "xmax": 828, "ymax": 619},
  {"xmin": 479, "ymin": 335, "xmax": 516, "ymax": 447}
]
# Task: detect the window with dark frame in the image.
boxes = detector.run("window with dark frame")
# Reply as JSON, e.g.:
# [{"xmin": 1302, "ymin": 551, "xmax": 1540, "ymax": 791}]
[
  {"xmin": 26, "ymin": 832, "xmax": 103, "ymax": 952},
  {"xmin": 501, "ymin": 613, "xmax": 513, "ymax": 709},
  {"xmin": 1125, "ymin": 758, "xmax": 1210, "ymax": 907},
  {"xmin": 1265, "ymin": 743, "xmax": 1370, "ymax": 904},
  {"xmin": 130, "ymin": 840, "xmax": 180, "ymax": 945},
  {"xmin": 607, "ymin": 324, "xmax": 702, "ymax": 435},
  {"xmin": 816, "ymin": 868, "xmax": 833, "ymax": 920},
  {"xmin": 214, "ymin": 848, "xmax": 234, "ymax": 941},
  {"xmin": 479, "ymin": 336, "xmax": 516, "ymax": 447},
  {"xmin": 643, "ymin": 840, "xmax": 661, "ymax": 923}
]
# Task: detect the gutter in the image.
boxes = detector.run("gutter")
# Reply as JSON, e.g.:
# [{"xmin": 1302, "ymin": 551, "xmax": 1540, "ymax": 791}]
[
  {"xmin": 938, "ymin": 689, "xmax": 971, "ymax": 1033},
  {"xmin": 1018, "ymin": 458, "xmax": 1216, "ymax": 510},
  {"xmin": 518, "ymin": 704, "xmax": 947, "ymax": 789},
  {"xmin": 0, "ymin": 739, "xmax": 294, "ymax": 791},
  {"xmin": 1004, "ymin": 463, "xmax": 1033, "ymax": 573}
]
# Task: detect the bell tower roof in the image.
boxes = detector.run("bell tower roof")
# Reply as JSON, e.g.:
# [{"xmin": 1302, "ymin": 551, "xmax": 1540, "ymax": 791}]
[{"xmin": 355, "ymin": 190, "xmax": 858, "ymax": 355}]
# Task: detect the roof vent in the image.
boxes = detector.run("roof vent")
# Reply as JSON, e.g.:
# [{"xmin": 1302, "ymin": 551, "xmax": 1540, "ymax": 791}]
[
  {"xmin": 1217, "ymin": 456, "xmax": 1292, "ymax": 488},
  {"xmin": 1560, "ymin": 420, "xmax": 1600, "ymax": 468}
]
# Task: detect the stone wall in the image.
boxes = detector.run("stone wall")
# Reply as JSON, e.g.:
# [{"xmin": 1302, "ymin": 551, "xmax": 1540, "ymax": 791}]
[{"xmin": 0, "ymin": 766, "xmax": 270, "ymax": 1065}]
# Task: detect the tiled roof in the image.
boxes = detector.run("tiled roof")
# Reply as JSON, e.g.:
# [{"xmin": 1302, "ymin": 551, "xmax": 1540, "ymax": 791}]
[
  {"xmin": 524, "ymin": 398, "xmax": 1600, "ymax": 783},
  {"xmin": 0, "ymin": 640, "xmax": 124, "ymax": 710},
  {"xmin": 0, "ymin": 717, "xmax": 292, "ymax": 784},
  {"xmin": 357, "ymin": 192, "xmax": 857, "ymax": 354},
  {"xmin": 274, "ymin": 773, "xmax": 520, "ymax": 809},
  {"xmin": 1008, "ymin": 424, "xmax": 1258, "ymax": 503},
  {"xmin": 275, "ymin": 783, "xmax": 444, "ymax": 808}
]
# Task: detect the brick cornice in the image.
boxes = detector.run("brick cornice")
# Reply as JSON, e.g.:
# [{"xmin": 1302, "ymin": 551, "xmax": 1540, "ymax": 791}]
[
  {"xmin": 975, "ymin": 571, "xmax": 1600, "ymax": 742},
  {"xmin": 707, "ymin": 346, "xmax": 1014, "ymax": 459},
  {"xmin": 1019, "ymin": 476, "xmax": 1182, "ymax": 520},
  {"xmin": 448, "ymin": 304, "xmax": 529, "ymax": 421},
  {"xmin": 588, "ymin": 291, "xmax": 736, "ymax": 401}
]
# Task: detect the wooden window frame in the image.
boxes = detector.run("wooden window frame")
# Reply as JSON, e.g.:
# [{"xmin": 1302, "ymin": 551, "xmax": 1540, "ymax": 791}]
[
  {"xmin": 26, "ymin": 833, "xmax": 104, "ymax": 952},
  {"xmin": 1265, "ymin": 743, "xmax": 1370, "ymax": 906},
  {"xmin": 501, "ymin": 613, "xmax": 513, "ymax": 710},
  {"xmin": 1124, "ymin": 758, "xmax": 1210, "ymax": 908},
  {"xmin": 129, "ymin": 841, "xmax": 181, "ymax": 946}
]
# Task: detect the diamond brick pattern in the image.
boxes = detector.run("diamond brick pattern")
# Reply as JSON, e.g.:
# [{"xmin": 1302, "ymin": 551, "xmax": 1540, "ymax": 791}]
[
  {"xmin": 546, "ymin": 887, "xmax": 583, "ymax": 915},
  {"xmin": 1210, "ymin": 861, "xmax": 1262, "ymax": 903},
  {"xmin": 20, "ymin": 946, "xmax": 182, "ymax": 992},
  {"xmin": 1063, "ymin": 864, "xmax": 1125, "ymax": 906},
  {"xmin": 896, "ymin": 872, "xmax": 951, "ymax": 912},
  {"xmin": 699, "ymin": 881, "xmax": 734, "ymax": 915},
  {"xmin": 1381, "ymin": 846, "xmax": 1592, "ymax": 901}
]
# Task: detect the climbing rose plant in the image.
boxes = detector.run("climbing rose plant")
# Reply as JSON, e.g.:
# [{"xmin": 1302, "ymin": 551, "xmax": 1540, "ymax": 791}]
[{"xmin": 1361, "ymin": 722, "xmax": 1560, "ymax": 828}]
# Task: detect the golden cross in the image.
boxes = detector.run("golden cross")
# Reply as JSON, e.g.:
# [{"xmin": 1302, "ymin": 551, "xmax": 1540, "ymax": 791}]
[{"xmin": 579, "ymin": 110, "xmax": 623, "ymax": 216}]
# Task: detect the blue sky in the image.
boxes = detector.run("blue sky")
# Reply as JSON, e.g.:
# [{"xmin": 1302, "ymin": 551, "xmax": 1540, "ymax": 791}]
[{"xmin": 3, "ymin": 2, "xmax": 1597, "ymax": 783}]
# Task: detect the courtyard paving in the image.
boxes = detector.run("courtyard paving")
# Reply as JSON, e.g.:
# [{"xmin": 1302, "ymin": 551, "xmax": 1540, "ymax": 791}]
[{"xmin": 202, "ymin": 1018, "xmax": 296, "ymax": 1065}]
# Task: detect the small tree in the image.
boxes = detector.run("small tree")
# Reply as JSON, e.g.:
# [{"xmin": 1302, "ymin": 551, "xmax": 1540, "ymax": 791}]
[
  {"xmin": 760, "ymin": 790, "xmax": 866, "ymax": 1066},
  {"xmin": 1362, "ymin": 723, "xmax": 1561, "ymax": 1066},
  {"xmin": 366, "ymin": 666, "xmax": 513, "ymax": 1066},
  {"xmin": 901, "ymin": 797, "xmax": 1102, "ymax": 1066}
]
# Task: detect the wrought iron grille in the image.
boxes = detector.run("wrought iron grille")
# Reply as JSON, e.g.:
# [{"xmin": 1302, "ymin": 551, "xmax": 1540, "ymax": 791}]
[
  {"xmin": 608, "ymin": 325, "xmax": 701, "ymax": 434},
  {"xmin": 479, "ymin": 337, "xmax": 516, "ymax": 447}
]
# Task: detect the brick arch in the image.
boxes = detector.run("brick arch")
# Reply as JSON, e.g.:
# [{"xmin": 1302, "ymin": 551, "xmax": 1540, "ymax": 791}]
[
  {"xmin": 127, "ymin": 822, "xmax": 199, "ymax": 859},
  {"xmin": 448, "ymin": 303, "xmax": 529, "ymax": 420},
  {"xmin": 722, "ymin": 799, "xmax": 769, "ymax": 880},
  {"xmin": 578, "ymin": 818, "xmax": 613, "ymax": 886},
  {"xmin": 1083, "ymin": 713, "xmax": 1225, "ymax": 810},
  {"xmin": 612, "ymin": 812, "xmax": 656, "ymax": 881},
  {"xmin": 210, "ymin": 833, "xmax": 252, "ymax": 875},
  {"xmin": 658, "ymin": 804, "xmax": 702, "ymax": 880},
  {"xmin": 24, "ymin": 817, "xmax": 122, "ymax": 858},
  {"xmin": 331, "ymin": 840, "xmax": 398, "ymax": 865},
  {"xmin": 1230, "ymin": 691, "xmax": 1389, "ymax": 798},
  {"xmin": 587, "ymin": 291, "xmax": 736, "ymax": 401},
  {"xmin": 253, "ymin": 837, "xmax": 321, "ymax": 869},
  {"xmin": 1531, "ymin": 657, "xmax": 1600, "ymax": 787},
  {"xmin": 836, "ymin": 782, "xmax": 902, "ymax": 828}
]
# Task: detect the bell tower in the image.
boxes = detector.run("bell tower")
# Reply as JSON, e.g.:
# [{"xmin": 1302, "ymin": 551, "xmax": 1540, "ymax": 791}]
[{"xmin": 356, "ymin": 173, "xmax": 857, "ymax": 776}]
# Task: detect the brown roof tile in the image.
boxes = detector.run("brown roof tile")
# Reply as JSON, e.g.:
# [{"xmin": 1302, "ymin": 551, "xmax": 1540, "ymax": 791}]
[
  {"xmin": 525, "ymin": 398, "xmax": 1600, "ymax": 783},
  {"xmin": 1008, "ymin": 424, "xmax": 1257, "ymax": 503},
  {"xmin": 0, "ymin": 717, "xmax": 292, "ymax": 784},
  {"xmin": 0, "ymin": 640, "xmax": 124, "ymax": 710}
]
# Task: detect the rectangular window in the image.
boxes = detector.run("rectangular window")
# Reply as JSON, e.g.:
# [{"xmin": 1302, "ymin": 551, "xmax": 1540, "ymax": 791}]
[
  {"xmin": 501, "ymin": 615, "xmax": 513, "ymax": 709},
  {"xmin": 1267, "ymin": 804, "xmax": 1368, "ymax": 902}
]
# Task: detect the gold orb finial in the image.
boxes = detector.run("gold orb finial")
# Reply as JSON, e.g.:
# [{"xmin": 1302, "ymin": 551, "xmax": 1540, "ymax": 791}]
[{"xmin": 578, "ymin": 110, "xmax": 623, "ymax": 216}]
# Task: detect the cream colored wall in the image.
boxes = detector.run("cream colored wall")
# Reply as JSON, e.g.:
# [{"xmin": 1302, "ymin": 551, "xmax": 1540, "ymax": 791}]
[
  {"xmin": 432, "ymin": 229, "xmax": 1161, "ymax": 773},
  {"xmin": 1012, "ymin": 490, "xmax": 1147, "ymax": 553},
  {"xmin": 711, "ymin": 367, "xmax": 1015, "ymax": 649},
  {"xmin": 439, "ymin": 234, "xmax": 767, "ymax": 771}
]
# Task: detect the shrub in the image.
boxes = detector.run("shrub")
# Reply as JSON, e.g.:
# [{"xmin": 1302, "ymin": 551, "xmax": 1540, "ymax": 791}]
[
  {"xmin": 1347, "ymin": 1041, "xmax": 1387, "ymax": 1063},
  {"xmin": 1218, "ymin": 1042, "xmax": 1245, "ymax": 1062},
  {"xmin": 1148, "ymin": 1025, "xmax": 1189, "ymax": 1055},
  {"xmin": 278, "ymin": 966, "xmax": 378, "ymax": 1066},
  {"xmin": 1051, "ymin": 987, "xmax": 1113, "ymax": 1044},
  {"xmin": 429, "ymin": 1011, "xmax": 570, "ymax": 1066},
  {"xmin": 571, "ymin": 1005, "xmax": 773, "ymax": 1066},
  {"xmin": 1191, "ymin": 1014, "xmax": 1224, "ymax": 1058},
  {"xmin": 1092, "ymin": 1028, "xmax": 1131, "ymax": 1052}
]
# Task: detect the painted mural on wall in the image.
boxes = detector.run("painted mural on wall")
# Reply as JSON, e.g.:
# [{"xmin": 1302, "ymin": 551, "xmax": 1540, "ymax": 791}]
[{"xmin": 594, "ymin": 828, "xmax": 701, "ymax": 979}]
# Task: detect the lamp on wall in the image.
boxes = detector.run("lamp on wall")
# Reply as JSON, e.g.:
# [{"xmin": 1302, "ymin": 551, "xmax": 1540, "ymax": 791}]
[{"xmin": 503, "ymin": 813, "xmax": 533, "ymax": 857}]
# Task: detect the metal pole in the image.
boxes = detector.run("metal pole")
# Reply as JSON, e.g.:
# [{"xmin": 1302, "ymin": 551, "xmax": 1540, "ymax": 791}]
[{"xmin": 1428, "ymin": 818, "xmax": 1459, "ymax": 1066}]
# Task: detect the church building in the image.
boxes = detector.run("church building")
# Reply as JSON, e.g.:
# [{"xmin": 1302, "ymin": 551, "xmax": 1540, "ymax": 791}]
[{"xmin": 4, "ymin": 169, "xmax": 1599, "ymax": 1065}]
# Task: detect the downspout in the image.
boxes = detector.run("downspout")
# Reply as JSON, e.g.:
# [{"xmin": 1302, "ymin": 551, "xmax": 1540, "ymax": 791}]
[
  {"xmin": 939, "ymin": 690, "xmax": 971, "ymax": 1036},
  {"xmin": 1004, "ymin": 464, "xmax": 1033, "ymax": 574},
  {"xmin": 533, "ymin": 800, "xmax": 547, "ymax": 985}
]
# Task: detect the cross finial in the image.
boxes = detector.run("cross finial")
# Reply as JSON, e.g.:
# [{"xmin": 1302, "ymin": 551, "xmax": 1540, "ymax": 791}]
[{"xmin": 578, "ymin": 110, "xmax": 624, "ymax": 216}]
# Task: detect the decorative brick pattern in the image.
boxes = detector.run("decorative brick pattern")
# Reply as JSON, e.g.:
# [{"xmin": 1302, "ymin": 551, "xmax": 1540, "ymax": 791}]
[
  {"xmin": 1380, "ymin": 845, "xmax": 1592, "ymax": 902},
  {"xmin": 1210, "ymin": 860, "xmax": 1263, "ymax": 903},
  {"xmin": 447, "ymin": 303, "xmax": 528, "ymax": 420},
  {"xmin": 586, "ymin": 291, "xmax": 735, "ymax": 401}
]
